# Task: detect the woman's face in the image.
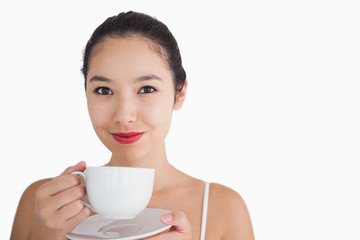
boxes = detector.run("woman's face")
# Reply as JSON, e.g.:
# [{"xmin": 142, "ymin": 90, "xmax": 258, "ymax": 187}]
[{"xmin": 86, "ymin": 37, "xmax": 185, "ymax": 161}]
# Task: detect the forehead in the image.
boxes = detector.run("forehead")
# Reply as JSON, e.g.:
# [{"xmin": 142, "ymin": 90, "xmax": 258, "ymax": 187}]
[{"xmin": 87, "ymin": 37, "xmax": 172, "ymax": 83}]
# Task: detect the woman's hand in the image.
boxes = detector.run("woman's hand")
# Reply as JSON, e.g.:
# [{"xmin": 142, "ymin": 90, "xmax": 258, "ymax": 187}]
[
  {"xmin": 144, "ymin": 211, "xmax": 192, "ymax": 240},
  {"xmin": 27, "ymin": 162, "xmax": 91, "ymax": 240}
]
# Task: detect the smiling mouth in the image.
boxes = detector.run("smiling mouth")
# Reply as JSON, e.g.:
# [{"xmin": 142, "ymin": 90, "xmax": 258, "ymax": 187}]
[{"xmin": 112, "ymin": 132, "xmax": 143, "ymax": 144}]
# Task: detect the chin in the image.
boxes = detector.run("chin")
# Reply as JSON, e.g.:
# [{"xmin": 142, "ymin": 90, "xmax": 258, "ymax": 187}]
[{"xmin": 111, "ymin": 146, "xmax": 150, "ymax": 163}]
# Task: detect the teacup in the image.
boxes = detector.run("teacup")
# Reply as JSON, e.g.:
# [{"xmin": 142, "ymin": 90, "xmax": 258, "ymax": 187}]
[{"xmin": 72, "ymin": 166, "xmax": 155, "ymax": 219}]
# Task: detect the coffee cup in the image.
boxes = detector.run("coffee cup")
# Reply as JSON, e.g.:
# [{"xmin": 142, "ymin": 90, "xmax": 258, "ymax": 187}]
[{"xmin": 72, "ymin": 166, "xmax": 155, "ymax": 219}]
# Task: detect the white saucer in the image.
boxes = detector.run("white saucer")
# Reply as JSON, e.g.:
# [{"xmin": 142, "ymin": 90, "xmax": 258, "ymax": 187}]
[{"xmin": 66, "ymin": 208, "xmax": 172, "ymax": 240}]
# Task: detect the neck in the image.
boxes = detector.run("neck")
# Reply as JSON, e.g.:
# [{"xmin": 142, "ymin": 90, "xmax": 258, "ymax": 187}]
[{"xmin": 105, "ymin": 142, "xmax": 180, "ymax": 192}]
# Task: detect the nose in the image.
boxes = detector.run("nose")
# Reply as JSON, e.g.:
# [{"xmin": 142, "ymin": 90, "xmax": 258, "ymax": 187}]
[{"xmin": 113, "ymin": 95, "xmax": 137, "ymax": 125}]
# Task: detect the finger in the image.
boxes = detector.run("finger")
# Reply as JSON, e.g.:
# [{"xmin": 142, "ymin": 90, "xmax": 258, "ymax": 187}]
[
  {"xmin": 58, "ymin": 199, "xmax": 86, "ymax": 221},
  {"xmin": 60, "ymin": 161, "xmax": 87, "ymax": 176},
  {"xmin": 39, "ymin": 175, "xmax": 81, "ymax": 197},
  {"xmin": 50, "ymin": 184, "xmax": 86, "ymax": 210},
  {"xmin": 65, "ymin": 205, "xmax": 91, "ymax": 233}
]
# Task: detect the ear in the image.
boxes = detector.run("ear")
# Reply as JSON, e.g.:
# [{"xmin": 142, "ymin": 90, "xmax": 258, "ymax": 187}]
[{"xmin": 173, "ymin": 79, "xmax": 187, "ymax": 110}]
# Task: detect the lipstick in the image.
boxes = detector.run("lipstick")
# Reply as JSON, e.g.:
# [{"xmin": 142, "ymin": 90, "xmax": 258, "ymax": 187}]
[{"xmin": 112, "ymin": 132, "xmax": 143, "ymax": 144}]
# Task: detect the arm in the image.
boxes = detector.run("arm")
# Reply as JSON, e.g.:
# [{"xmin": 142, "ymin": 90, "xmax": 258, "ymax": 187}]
[
  {"xmin": 10, "ymin": 179, "xmax": 49, "ymax": 240},
  {"xmin": 10, "ymin": 162, "xmax": 91, "ymax": 240}
]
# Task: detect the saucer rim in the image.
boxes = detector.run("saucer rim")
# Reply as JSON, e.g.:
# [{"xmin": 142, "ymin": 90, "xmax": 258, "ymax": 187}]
[{"xmin": 66, "ymin": 208, "xmax": 172, "ymax": 240}]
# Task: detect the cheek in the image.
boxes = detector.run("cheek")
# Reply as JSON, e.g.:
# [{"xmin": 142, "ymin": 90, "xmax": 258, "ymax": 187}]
[
  {"xmin": 87, "ymin": 100, "xmax": 111, "ymax": 128},
  {"xmin": 142, "ymin": 97, "xmax": 173, "ymax": 130}
]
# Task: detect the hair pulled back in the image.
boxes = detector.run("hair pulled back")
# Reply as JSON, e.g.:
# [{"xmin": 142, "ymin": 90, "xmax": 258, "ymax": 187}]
[{"xmin": 82, "ymin": 11, "xmax": 186, "ymax": 93}]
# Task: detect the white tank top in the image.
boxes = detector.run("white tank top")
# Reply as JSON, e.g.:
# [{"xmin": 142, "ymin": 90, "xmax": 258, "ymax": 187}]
[{"xmin": 200, "ymin": 182, "xmax": 210, "ymax": 240}]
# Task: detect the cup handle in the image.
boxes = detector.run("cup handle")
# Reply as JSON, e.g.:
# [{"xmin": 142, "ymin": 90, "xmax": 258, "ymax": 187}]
[{"xmin": 71, "ymin": 171, "xmax": 93, "ymax": 211}]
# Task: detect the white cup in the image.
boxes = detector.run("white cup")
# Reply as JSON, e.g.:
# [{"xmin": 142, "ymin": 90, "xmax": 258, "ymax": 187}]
[{"xmin": 72, "ymin": 166, "xmax": 155, "ymax": 219}]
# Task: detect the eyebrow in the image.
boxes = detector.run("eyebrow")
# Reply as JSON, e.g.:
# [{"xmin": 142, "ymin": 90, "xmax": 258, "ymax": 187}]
[
  {"xmin": 88, "ymin": 74, "xmax": 163, "ymax": 83},
  {"xmin": 88, "ymin": 75, "xmax": 111, "ymax": 83},
  {"xmin": 136, "ymin": 74, "xmax": 163, "ymax": 82}
]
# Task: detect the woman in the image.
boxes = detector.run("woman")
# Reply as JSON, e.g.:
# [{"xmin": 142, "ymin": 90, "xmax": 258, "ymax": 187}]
[{"xmin": 11, "ymin": 11, "xmax": 254, "ymax": 240}]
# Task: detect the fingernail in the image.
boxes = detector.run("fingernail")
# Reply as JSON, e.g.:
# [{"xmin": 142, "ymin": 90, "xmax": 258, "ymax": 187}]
[{"xmin": 161, "ymin": 213, "xmax": 172, "ymax": 223}]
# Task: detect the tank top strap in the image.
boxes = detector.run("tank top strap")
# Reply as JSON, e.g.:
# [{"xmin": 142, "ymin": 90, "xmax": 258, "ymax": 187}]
[{"xmin": 200, "ymin": 182, "xmax": 210, "ymax": 240}]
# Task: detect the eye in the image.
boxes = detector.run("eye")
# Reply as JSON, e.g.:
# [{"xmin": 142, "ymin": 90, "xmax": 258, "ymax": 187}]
[
  {"xmin": 94, "ymin": 87, "xmax": 113, "ymax": 95},
  {"xmin": 139, "ymin": 86, "xmax": 156, "ymax": 94}
]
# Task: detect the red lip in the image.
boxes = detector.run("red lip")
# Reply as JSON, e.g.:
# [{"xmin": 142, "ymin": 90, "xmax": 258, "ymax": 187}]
[{"xmin": 112, "ymin": 132, "xmax": 143, "ymax": 144}]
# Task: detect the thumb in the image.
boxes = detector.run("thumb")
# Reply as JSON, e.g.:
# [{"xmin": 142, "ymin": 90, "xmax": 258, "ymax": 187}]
[
  {"xmin": 160, "ymin": 211, "xmax": 191, "ymax": 233},
  {"xmin": 144, "ymin": 211, "xmax": 191, "ymax": 240},
  {"xmin": 60, "ymin": 161, "xmax": 86, "ymax": 176}
]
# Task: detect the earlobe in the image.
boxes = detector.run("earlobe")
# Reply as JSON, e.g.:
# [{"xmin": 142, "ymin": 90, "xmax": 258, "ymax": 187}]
[{"xmin": 173, "ymin": 79, "xmax": 187, "ymax": 110}]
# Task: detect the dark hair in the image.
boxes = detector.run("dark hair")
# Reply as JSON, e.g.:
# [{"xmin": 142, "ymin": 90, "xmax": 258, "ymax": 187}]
[{"xmin": 82, "ymin": 11, "xmax": 186, "ymax": 93}]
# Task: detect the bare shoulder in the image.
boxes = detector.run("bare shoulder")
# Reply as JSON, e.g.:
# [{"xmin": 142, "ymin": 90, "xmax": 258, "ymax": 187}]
[
  {"xmin": 207, "ymin": 183, "xmax": 255, "ymax": 240},
  {"xmin": 23, "ymin": 178, "xmax": 52, "ymax": 196},
  {"xmin": 19, "ymin": 178, "xmax": 52, "ymax": 206},
  {"xmin": 10, "ymin": 178, "xmax": 52, "ymax": 240},
  {"xmin": 209, "ymin": 183, "xmax": 248, "ymax": 214}
]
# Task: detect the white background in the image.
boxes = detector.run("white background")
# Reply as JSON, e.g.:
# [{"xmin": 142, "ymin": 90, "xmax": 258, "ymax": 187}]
[{"xmin": 1, "ymin": 0, "xmax": 359, "ymax": 239}]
